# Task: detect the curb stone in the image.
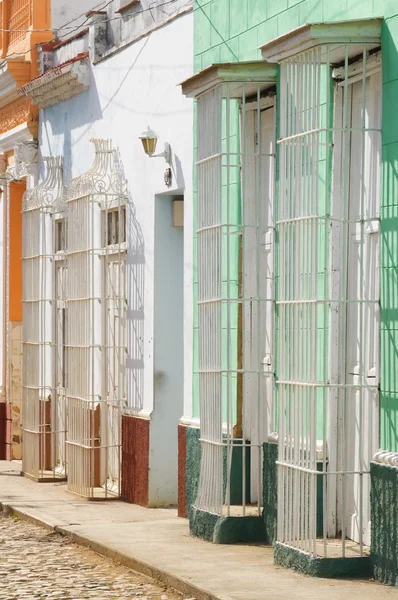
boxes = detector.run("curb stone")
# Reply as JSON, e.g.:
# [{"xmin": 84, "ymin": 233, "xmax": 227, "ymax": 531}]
[{"xmin": 0, "ymin": 501, "xmax": 218, "ymax": 600}]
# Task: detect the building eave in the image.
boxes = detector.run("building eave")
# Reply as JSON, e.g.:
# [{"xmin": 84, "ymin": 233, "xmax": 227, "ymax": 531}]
[
  {"xmin": 259, "ymin": 18, "xmax": 382, "ymax": 63},
  {"xmin": 180, "ymin": 61, "xmax": 277, "ymax": 98},
  {"xmin": 41, "ymin": 27, "xmax": 89, "ymax": 52},
  {"xmin": 0, "ymin": 122, "xmax": 35, "ymax": 154},
  {"xmin": 0, "ymin": 60, "xmax": 31, "ymax": 109},
  {"xmin": 18, "ymin": 54, "xmax": 90, "ymax": 109}
]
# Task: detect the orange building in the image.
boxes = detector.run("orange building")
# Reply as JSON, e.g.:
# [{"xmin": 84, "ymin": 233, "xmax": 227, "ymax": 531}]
[{"xmin": 0, "ymin": 0, "xmax": 52, "ymax": 460}]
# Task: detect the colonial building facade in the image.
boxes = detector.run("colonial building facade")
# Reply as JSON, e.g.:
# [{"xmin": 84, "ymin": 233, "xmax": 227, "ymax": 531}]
[
  {"xmin": 179, "ymin": 0, "xmax": 398, "ymax": 586},
  {"xmin": 3, "ymin": 0, "xmax": 193, "ymax": 506},
  {"xmin": 7, "ymin": 0, "xmax": 398, "ymax": 589},
  {"xmin": 0, "ymin": 0, "xmax": 94, "ymax": 461}
]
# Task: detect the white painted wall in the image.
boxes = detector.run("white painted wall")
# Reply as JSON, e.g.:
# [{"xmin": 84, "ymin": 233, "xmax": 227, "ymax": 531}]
[
  {"xmin": 39, "ymin": 10, "xmax": 194, "ymax": 456},
  {"xmin": 51, "ymin": 0, "xmax": 99, "ymax": 38}
]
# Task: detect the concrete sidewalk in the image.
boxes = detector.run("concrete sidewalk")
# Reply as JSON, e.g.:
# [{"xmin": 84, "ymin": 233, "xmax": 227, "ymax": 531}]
[{"xmin": 0, "ymin": 461, "xmax": 397, "ymax": 600}]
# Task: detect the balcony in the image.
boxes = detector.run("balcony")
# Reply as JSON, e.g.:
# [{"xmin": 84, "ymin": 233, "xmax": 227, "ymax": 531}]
[
  {"xmin": 0, "ymin": 0, "xmax": 52, "ymax": 118},
  {"xmin": 0, "ymin": 0, "xmax": 51, "ymax": 59},
  {"xmin": 8, "ymin": 0, "xmax": 31, "ymax": 49}
]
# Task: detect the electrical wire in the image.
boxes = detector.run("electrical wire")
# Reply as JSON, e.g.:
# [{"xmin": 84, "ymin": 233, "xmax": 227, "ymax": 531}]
[
  {"xmin": 0, "ymin": 0, "xmax": 179, "ymax": 35},
  {"xmin": 55, "ymin": 0, "xmax": 117, "ymax": 40},
  {"xmin": 0, "ymin": 0, "xmax": 184, "ymax": 188},
  {"xmin": 53, "ymin": 0, "xmax": 118, "ymax": 32},
  {"xmin": 0, "ymin": 0, "xmax": 180, "ymax": 61}
]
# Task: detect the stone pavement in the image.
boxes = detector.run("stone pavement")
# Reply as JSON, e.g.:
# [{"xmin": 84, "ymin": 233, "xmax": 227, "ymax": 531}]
[
  {"xmin": 0, "ymin": 513, "xmax": 181, "ymax": 600},
  {"xmin": 0, "ymin": 460, "xmax": 397, "ymax": 600}
]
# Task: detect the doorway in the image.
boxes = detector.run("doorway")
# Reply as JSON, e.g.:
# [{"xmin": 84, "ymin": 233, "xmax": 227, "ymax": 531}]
[
  {"xmin": 151, "ymin": 194, "xmax": 184, "ymax": 505},
  {"xmin": 332, "ymin": 69, "xmax": 381, "ymax": 547}
]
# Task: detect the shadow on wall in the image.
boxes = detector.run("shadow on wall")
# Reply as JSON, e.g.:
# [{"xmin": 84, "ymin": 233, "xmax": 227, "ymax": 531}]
[
  {"xmin": 125, "ymin": 182, "xmax": 145, "ymax": 413},
  {"xmin": 111, "ymin": 149, "xmax": 146, "ymax": 413},
  {"xmin": 41, "ymin": 63, "xmax": 103, "ymax": 181},
  {"xmin": 380, "ymin": 22, "xmax": 398, "ymax": 453},
  {"xmin": 173, "ymin": 153, "xmax": 185, "ymax": 191}
]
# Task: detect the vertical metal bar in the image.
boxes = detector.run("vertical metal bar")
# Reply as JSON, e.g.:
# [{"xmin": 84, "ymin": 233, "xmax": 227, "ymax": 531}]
[
  {"xmin": 226, "ymin": 85, "xmax": 232, "ymax": 517},
  {"xmin": 256, "ymin": 83, "xmax": 262, "ymax": 516},
  {"xmin": 340, "ymin": 45, "xmax": 350, "ymax": 559},
  {"xmin": 278, "ymin": 62, "xmax": 286, "ymax": 545},
  {"xmin": 241, "ymin": 83, "xmax": 247, "ymax": 518},
  {"xmin": 358, "ymin": 46, "xmax": 367, "ymax": 557},
  {"xmin": 323, "ymin": 45, "xmax": 331, "ymax": 558}
]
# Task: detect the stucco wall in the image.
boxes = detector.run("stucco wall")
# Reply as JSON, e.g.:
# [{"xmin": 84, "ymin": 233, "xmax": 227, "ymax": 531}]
[
  {"xmin": 186, "ymin": 425, "xmax": 201, "ymax": 520},
  {"xmin": 51, "ymin": 0, "xmax": 99, "ymax": 37},
  {"xmin": 193, "ymin": 0, "xmax": 398, "ymax": 451},
  {"xmin": 263, "ymin": 441, "xmax": 277, "ymax": 545},
  {"xmin": 371, "ymin": 461, "xmax": 398, "ymax": 584},
  {"xmin": 39, "ymin": 11, "xmax": 193, "ymax": 426}
]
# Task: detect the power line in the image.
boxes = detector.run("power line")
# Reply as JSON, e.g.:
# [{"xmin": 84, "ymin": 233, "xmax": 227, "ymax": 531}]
[
  {"xmin": 0, "ymin": 0, "xmax": 117, "ymax": 34},
  {"xmin": 56, "ymin": 0, "xmax": 117, "ymax": 40},
  {"xmin": 0, "ymin": 0, "xmax": 180, "ymax": 61},
  {"xmin": 54, "ymin": 0, "xmax": 118, "ymax": 32}
]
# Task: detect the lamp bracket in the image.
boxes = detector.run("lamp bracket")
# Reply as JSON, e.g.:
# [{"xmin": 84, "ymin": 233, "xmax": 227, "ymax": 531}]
[{"xmin": 149, "ymin": 142, "xmax": 171, "ymax": 165}]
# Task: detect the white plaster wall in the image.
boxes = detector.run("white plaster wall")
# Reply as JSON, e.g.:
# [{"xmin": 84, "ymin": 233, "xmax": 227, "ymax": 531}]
[
  {"xmin": 54, "ymin": 36, "xmax": 88, "ymax": 67},
  {"xmin": 39, "ymin": 11, "xmax": 193, "ymax": 426},
  {"xmin": 51, "ymin": 0, "xmax": 99, "ymax": 38}
]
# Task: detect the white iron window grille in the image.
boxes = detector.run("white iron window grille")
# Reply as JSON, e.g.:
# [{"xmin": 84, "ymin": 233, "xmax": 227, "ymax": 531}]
[
  {"xmin": 22, "ymin": 156, "xmax": 65, "ymax": 481},
  {"xmin": 264, "ymin": 31, "xmax": 381, "ymax": 558},
  {"xmin": 105, "ymin": 206, "xmax": 126, "ymax": 246},
  {"xmin": 55, "ymin": 218, "xmax": 67, "ymax": 253},
  {"xmin": 54, "ymin": 200, "xmax": 68, "ymax": 478},
  {"xmin": 182, "ymin": 63, "xmax": 277, "ymax": 517},
  {"xmin": 65, "ymin": 139, "xmax": 127, "ymax": 499}
]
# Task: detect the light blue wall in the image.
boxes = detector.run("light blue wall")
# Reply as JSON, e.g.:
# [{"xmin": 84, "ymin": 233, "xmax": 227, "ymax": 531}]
[{"xmin": 151, "ymin": 195, "xmax": 184, "ymax": 505}]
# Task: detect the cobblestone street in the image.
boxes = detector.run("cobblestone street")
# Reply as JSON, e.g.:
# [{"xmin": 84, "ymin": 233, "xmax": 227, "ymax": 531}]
[{"xmin": 0, "ymin": 514, "xmax": 182, "ymax": 600}]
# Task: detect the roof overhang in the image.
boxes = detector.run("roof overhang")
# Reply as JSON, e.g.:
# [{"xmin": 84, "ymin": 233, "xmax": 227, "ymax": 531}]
[
  {"xmin": 260, "ymin": 18, "xmax": 382, "ymax": 63},
  {"xmin": 18, "ymin": 53, "xmax": 90, "ymax": 109},
  {"xmin": 180, "ymin": 61, "xmax": 277, "ymax": 99},
  {"xmin": 0, "ymin": 122, "xmax": 35, "ymax": 154},
  {"xmin": 0, "ymin": 60, "xmax": 31, "ymax": 109}
]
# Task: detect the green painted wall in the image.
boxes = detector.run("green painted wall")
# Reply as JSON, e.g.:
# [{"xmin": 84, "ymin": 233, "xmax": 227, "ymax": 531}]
[
  {"xmin": 274, "ymin": 542, "xmax": 372, "ymax": 578},
  {"xmin": 186, "ymin": 429, "xmax": 253, "ymax": 523},
  {"xmin": 263, "ymin": 442, "xmax": 278, "ymax": 544},
  {"xmin": 186, "ymin": 426, "xmax": 201, "ymax": 520},
  {"xmin": 371, "ymin": 461, "xmax": 398, "ymax": 584},
  {"xmin": 193, "ymin": 0, "xmax": 398, "ymax": 451}
]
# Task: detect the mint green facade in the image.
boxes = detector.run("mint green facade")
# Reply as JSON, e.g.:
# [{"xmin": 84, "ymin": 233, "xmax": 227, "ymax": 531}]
[{"xmin": 192, "ymin": 0, "xmax": 398, "ymax": 453}]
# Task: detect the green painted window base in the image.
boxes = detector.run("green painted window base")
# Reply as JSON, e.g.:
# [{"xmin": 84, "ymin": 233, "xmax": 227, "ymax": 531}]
[
  {"xmin": 274, "ymin": 542, "xmax": 373, "ymax": 578},
  {"xmin": 186, "ymin": 427, "xmax": 201, "ymax": 521},
  {"xmin": 263, "ymin": 441, "xmax": 278, "ymax": 545},
  {"xmin": 263, "ymin": 441, "xmax": 325, "ymax": 544},
  {"xmin": 190, "ymin": 507, "xmax": 266, "ymax": 544},
  {"xmin": 371, "ymin": 461, "xmax": 398, "ymax": 586}
]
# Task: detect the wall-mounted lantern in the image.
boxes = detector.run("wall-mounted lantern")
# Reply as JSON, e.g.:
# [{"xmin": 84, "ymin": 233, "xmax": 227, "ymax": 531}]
[{"xmin": 139, "ymin": 126, "xmax": 171, "ymax": 165}]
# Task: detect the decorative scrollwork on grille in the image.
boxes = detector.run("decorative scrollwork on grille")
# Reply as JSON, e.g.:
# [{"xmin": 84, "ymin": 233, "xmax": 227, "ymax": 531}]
[
  {"xmin": 67, "ymin": 139, "xmax": 128, "ymax": 206},
  {"xmin": 7, "ymin": 140, "xmax": 37, "ymax": 182},
  {"xmin": 22, "ymin": 156, "xmax": 64, "ymax": 212}
]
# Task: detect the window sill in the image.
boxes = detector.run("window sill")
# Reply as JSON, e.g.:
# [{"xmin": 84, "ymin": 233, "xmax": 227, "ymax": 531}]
[
  {"xmin": 101, "ymin": 242, "xmax": 127, "ymax": 255},
  {"xmin": 115, "ymin": 0, "xmax": 140, "ymax": 14}
]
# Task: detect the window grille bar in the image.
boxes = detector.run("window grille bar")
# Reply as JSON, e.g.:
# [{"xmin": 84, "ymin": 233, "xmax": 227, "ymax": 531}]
[
  {"xmin": 276, "ymin": 43, "xmax": 381, "ymax": 559},
  {"xmin": 195, "ymin": 79, "xmax": 276, "ymax": 518},
  {"xmin": 65, "ymin": 140, "xmax": 127, "ymax": 499},
  {"xmin": 22, "ymin": 157, "xmax": 65, "ymax": 482}
]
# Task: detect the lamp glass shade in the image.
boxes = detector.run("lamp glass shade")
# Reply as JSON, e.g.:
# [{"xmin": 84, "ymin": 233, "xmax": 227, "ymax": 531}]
[
  {"xmin": 139, "ymin": 126, "xmax": 159, "ymax": 155},
  {"xmin": 141, "ymin": 136, "xmax": 158, "ymax": 155}
]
